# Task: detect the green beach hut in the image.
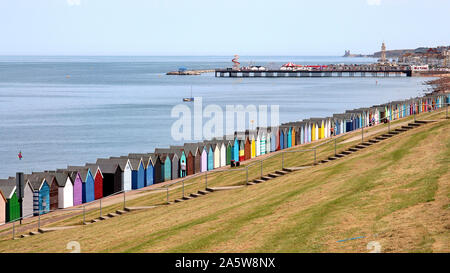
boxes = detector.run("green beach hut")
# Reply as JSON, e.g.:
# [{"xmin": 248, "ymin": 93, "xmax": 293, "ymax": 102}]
[{"xmin": 0, "ymin": 178, "xmax": 21, "ymax": 222}]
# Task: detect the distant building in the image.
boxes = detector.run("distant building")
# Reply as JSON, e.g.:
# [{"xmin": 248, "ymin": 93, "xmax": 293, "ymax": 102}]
[{"xmin": 378, "ymin": 42, "xmax": 388, "ymax": 64}]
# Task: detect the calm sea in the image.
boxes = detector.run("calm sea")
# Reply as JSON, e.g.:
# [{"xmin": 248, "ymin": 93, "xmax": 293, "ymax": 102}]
[{"xmin": 0, "ymin": 56, "xmax": 431, "ymax": 178}]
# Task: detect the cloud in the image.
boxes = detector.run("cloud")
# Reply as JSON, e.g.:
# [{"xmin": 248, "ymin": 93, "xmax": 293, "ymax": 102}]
[
  {"xmin": 67, "ymin": 0, "xmax": 81, "ymax": 6},
  {"xmin": 367, "ymin": 0, "xmax": 382, "ymax": 5}
]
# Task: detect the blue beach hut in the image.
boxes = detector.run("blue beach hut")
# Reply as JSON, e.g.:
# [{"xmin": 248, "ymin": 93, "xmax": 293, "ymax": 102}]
[{"xmin": 27, "ymin": 173, "xmax": 50, "ymax": 215}]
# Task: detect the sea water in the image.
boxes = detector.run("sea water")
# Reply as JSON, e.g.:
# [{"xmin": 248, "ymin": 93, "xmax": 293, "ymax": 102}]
[{"xmin": 0, "ymin": 56, "xmax": 431, "ymax": 177}]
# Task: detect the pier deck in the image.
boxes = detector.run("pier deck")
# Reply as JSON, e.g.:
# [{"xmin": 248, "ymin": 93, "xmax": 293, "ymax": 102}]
[{"xmin": 215, "ymin": 69, "xmax": 412, "ymax": 78}]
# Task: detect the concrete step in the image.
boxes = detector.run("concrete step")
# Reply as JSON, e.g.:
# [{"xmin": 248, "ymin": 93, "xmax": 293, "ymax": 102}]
[
  {"xmin": 282, "ymin": 168, "xmax": 293, "ymax": 172},
  {"xmin": 348, "ymin": 148, "xmax": 359, "ymax": 152},
  {"xmin": 354, "ymin": 145, "xmax": 366, "ymax": 149},
  {"xmin": 408, "ymin": 123, "xmax": 421, "ymax": 127},
  {"xmin": 99, "ymin": 216, "xmax": 110, "ymax": 220},
  {"xmin": 247, "ymin": 182, "xmax": 256, "ymax": 185},
  {"xmin": 368, "ymin": 139, "xmax": 379, "ymax": 143},
  {"xmin": 402, "ymin": 126, "xmax": 414, "ymax": 129},
  {"xmin": 182, "ymin": 196, "xmax": 192, "ymax": 200},
  {"xmin": 375, "ymin": 136, "xmax": 387, "ymax": 140},
  {"xmin": 207, "ymin": 186, "xmax": 244, "ymax": 191},
  {"xmin": 328, "ymin": 156, "xmax": 338, "ymax": 160},
  {"xmin": 91, "ymin": 219, "xmax": 100, "ymax": 223},
  {"xmin": 388, "ymin": 131, "xmax": 400, "ymax": 134},
  {"xmin": 29, "ymin": 231, "xmax": 41, "ymax": 236},
  {"xmin": 414, "ymin": 120, "xmax": 428, "ymax": 124},
  {"xmin": 394, "ymin": 128, "xmax": 407, "ymax": 132},
  {"xmin": 20, "ymin": 234, "xmax": 30, "ymax": 238},
  {"xmin": 275, "ymin": 170, "xmax": 289, "ymax": 175},
  {"xmin": 361, "ymin": 142, "xmax": 372, "ymax": 146},
  {"xmin": 282, "ymin": 166, "xmax": 312, "ymax": 172},
  {"xmin": 268, "ymin": 173, "xmax": 282, "ymax": 178},
  {"xmin": 116, "ymin": 210, "xmax": 127, "ymax": 215},
  {"xmin": 107, "ymin": 213, "xmax": 118, "ymax": 218},
  {"xmin": 205, "ymin": 187, "xmax": 214, "ymax": 192},
  {"xmin": 38, "ymin": 226, "xmax": 77, "ymax": 233},
  {"xmin": 174, "ymin": 199, "xmax": 184, "ymax": 203},
  {"xmin": 335, "ymin": 154, "xmax": 346, "ymax": 158},
  {"xmin": 253, "ymin": 179, "xmax": 264, "ymax": 183},
  {"xmin": 260, "ymin": 176, "xmax": 272, "ymax": 181},
  {"xmin": 341, "ymin": 151, "xmax": 352, "ymax": 155},
  {"xmin": 197, "ymin": 190, "xmax": 208, "ymax": 195},
  {"xmin": 381, "ymin": 134, "xmax": 393, "ymax": 138},
  {"xmin": 124, "ymin": 206, "xmax": 157, "ymax": 212},
  {"xmin": 190, "ymin": 193, "xmax": 200, "ymax": 198}
]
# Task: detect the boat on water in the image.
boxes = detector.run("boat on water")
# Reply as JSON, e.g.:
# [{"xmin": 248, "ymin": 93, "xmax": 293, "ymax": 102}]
[{"xmin": 183, "ymin": 86, "xmax": 194, "ymax": 102}]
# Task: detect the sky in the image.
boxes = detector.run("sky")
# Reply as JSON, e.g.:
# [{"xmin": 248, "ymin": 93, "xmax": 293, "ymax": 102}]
[{"xmin": 0, "ymin": 0, "xmax": 449, "ymax": 55}]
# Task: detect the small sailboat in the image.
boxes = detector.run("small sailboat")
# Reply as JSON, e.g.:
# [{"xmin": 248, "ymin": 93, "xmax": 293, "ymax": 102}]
[{"xmin": 183, "ymin": 86, "xmax": 194, "ymax": 102}]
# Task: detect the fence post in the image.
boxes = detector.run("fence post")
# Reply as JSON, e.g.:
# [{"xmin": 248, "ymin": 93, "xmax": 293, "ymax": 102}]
[
  {"xmin": 123, "ymin": 191, "xmax": 126, "ymax": 210},
  {"xmin": 361, "ymin": 126, "xmax": 364, "ymax": 143},
  {"xmin": 38, "ymin": 211, "xmax": 41, "ymax": 229},
  {"xmin": 260, "ymin": 160, "xmax": 263, "ymax": 178},
  {"xmin": 334, "ymin": 138, "xmax": 337, "ymax": 156},
  {"xmin": 99, "ymin": 198, "xmax": 102, "ymax": 217},
  {"xmin": 246, "ymin": 166, "xmax": 248, "ymax": 186},
  {"xmin": 314, "ymin": 149, "xmax": 317, "ymax": 165},
  {"xmin": 205, "ymin": 172, "xmax": 208, "ymax": 190},
  {"xmin": 446, "ymin": 102, "xmax": 448, "ymax": 119},
  {"xmin": 12, "ymin": 221, "xmax": 15, "ymax": 240},
  {"xmin": 166, "ymin": 187, "xmax": 169, "ymax": 204},
  {"xmin": 182, "ymin": 180, "xmax": 185, "ymax": 197},
  {"xmin": 281, "ymin": 152, "xmax": 284, "ymax": 169},
  {"xmin": 82, "ymin": 206, "xmax": 85, "ymax": 225}
]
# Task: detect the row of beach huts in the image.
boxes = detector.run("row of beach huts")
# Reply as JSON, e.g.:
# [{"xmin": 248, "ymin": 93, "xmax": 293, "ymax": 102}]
[{"xmin": 0, "ymin": 93, "xmax": 448, "ymax": 225}]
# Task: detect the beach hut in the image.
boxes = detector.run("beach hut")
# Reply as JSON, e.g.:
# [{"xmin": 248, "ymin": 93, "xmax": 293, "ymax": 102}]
[
  {"xmin": 0, "ymin": 178, "xmax": 20, "ymax": 222},
  {"xmin": 18, "ymin": 180, "xmax": 34, "ymax": 218},
  {"xmin": 109, "ymin": 157, "xmax": 133, "ymax": 191},
  {"xmin": 250, "ymin": 133, "xmax": 256, "ymax": 158},
  {"xmin": 120, "ymin": 157, "xmax": 145, "ymax": 190},
  {"xmin": 144, "ymin": 154, "xmax": 155, "ymax": 186},
  {"xmin": 44, "ymin": 171, "xmax": 74, "ymax": 209},
  {"xmin": 0, "ymin": 191, "xmax": 5, "ymax": 224},
  {"xmin": 67, "ymin": 167, "xmax": 95, "ymax": 204},
  {"xmin": 186, "ymin": 149, "xmax": 194, "ymax": 176},
  {"xmin": 226, "ymin": 141, "xmax": 232, "ymax": 165},
  {"xmin": 279, "ymin": 127, "xmax": 286, "ymax": 150},
  {"xmin": 213, "ymin": 143, "xmax": 221, "ymax": 169},
  {"xmin": 26, "ymin": 173, "xmax": 50, "ymax": 215},
  {"xmin": 179, "ymin": 150, "xmax": 187, "ymax": 177},
  {"xmin": 184, "ymin": 144, "xmax": 198, "ymax": 175},
  {"xmin": 159, "ymin": 154, "xmax": 172, "ymax": 181},
  {"xmin": 201, "ymin": 146, "xmax": 208, "ymax": 172},
  {"xmin": 83, "ymin": 165, "xmax": 103, "ymax": 200},
  {"xmin": 171, "ymin": 152, "xmax": 180, "ymax": 180},
  {"xmin": 170, "ymin": 147, "xmax": 186, "ymax": 177},
  {"xmin": 46, "ymin": 174, "xmax": 59, "ymax": 211},
  {"xmin": 152, "ymin": 155, "xmax": 163, "ymax": 183},
  {"xmin": 276, "ymin": 128, "xmax": 281, "ymax": 151},
  {"xmin": 51, "ymin": 172, "xmax": 74, "ymax": 209},
  {"xmin": 233, "ymin": 137, "xmax": 239, "ymax": 162},
  {"xmin": 270, "ymin": 129, "xmax": 276, "ymax": 152},
  {"xmin": 58, "ymin": 170, "xmax": 82, "ymax": 206},
  {"xmin": 95, "ymin": 159, "xmax": 124, "ymax": 194},
  {"xmin": 206, "ymin": 144, "xmax": 214, "ymax": 170},
  {"xmin": 220, "ymin": 141, "xmax": 227, "ymax": 167},
  {"xmin": 244, "ymin": 134, "xmax": 251, "ymax": 161}
]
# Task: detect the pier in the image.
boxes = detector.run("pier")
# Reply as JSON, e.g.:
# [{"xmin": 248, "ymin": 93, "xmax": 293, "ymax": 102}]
[{"xmin": 215, "ymin": 68, "xmax": 412, "ymax": 78}]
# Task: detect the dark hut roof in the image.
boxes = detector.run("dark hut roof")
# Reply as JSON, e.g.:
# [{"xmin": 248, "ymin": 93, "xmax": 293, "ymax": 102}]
[
  {"xmin": 25, "ymin": 172, "xmax": 50, "ymax": 191},
  {"xmin": 0, "ymin": 178, "xmax": 16, "ymax": 199}
]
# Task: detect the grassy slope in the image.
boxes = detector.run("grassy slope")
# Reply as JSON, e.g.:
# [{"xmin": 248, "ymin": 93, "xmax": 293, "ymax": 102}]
[{"xmin": 0, "ymin": 111, "xmax": 448, "ymax": 253}]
